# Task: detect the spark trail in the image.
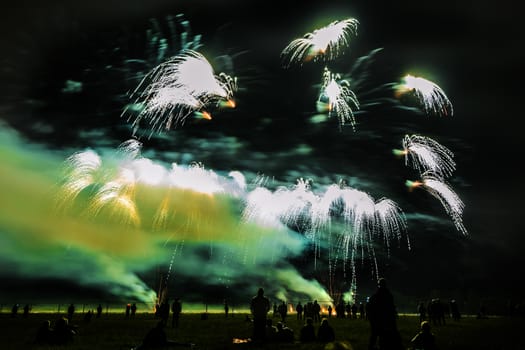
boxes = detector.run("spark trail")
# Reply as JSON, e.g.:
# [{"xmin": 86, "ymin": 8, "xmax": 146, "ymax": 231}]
[
  {"xmin": 396, "ymin": 74, "xmax": 453, "ymax": 117},
  {"xmin": 406, "ymin": 173, "xmax": 467, "ymax": 235},
  {"xmin": 123, "ymin": 50, "xmax": 237, "ymax": 136},
  {"xmin": 393, "ymin": 134, "xmax": 456, "ymax": 179},
  {"xmin": 317, "ymin": 67, "xmax": 360, "ymax": 130},
  {"xmin": 281, "ymin": 18, "xmax": 359, "ymax": 67}
]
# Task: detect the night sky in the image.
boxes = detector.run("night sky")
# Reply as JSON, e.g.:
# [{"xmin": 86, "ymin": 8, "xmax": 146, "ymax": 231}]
[{"xmin": 1, "ymin": 0, "xmax": 523, "ymax": 313}]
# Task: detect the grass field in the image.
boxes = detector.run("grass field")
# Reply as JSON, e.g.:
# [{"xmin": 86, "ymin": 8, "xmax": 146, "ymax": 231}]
[{"xmin": 1, "ymin": 312, "xmax": 524, "ymax": 350}]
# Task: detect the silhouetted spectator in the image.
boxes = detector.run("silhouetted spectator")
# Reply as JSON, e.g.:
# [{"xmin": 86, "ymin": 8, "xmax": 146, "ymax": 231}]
[
  {"xmin": 96, "ymin": 304, "xmax": 103, "ymax": 318},
  {"xmin": 11, "ymin": 303, "xmax": 19, "ymax": 317},
  {"xmin": 84, "ymin": 310, "xmax": 93, "ymax": 322},
  {"xmin": 351, "ymin": 303, "xmax": 358, "ymax": 319},
  {"xmin": 158, "ymin": 300, "xmax": 170, "ymax": 325},
  {"xmin": 171, "ymin": 298, "xmax": 182, "ymax": 328},
  {"xmin": 345, "ymin": 303, "xmax": 351, "ymax": 319},
  {"xmin": 276, "ymin": 321, "xmax": 294, "ymax": 343},
  {"xmin": 23, "ymin": 304, "xmax": 30, "ymax": 318},
  {"xmin": 54, "ymin": 316, "xmax": 76, "ymax": 345},
  {"xmin": 418, "ymin": 302, "xmax": 427, "ymax": 323},
  {"xmin": 410, "ymin": 320, "xmax": 437, "ymax": 350},
  {"xmin": 265, "ymin": 319, "xmax": 278, "ymax": 342},
  {"xmin": 131, "ymin": 303, "xmax": 137, "ymax": 318},
  {"xmin": 224, "ymin": 300, "xmax": 229, "ymax": 318},
  {"xmin": 250, "ymin": 287, "xmax": 271, "ymax": 342},
  {"xmin": 430, "ymin": 299, "xmax": 445, "ymax": 326},
  {"xmin": 367, "ymin": 278, "xmax": 403, "ymax": 350},
  {"xmin": 449, "ymin": 299, "xmax": 460, "ymax": 321},
  {"xmin": 327, "ymin": 305, "xmax": 333, "ymax": 318},
  {"xmin": 336, "ymin": 301, "xmax": 345, "ymax": 318},
  {"xmin": 296, "ymin": 302, "xmax": 304, "ymax": 320},
  {"xmin": 273, "ymin": 303, "xmax": 278, "ymax": 318},
  {"xmin": 67, "ymin": 303, "xmax": 75, "ymax": 321},
  {"xmin": 126, "ymin": 303, "xmax": 131, "ymax": 318},
  {"xmin": 477, "ymin": 303, "xmax": 488, "ymax": 319},
  {"xmin": 300, "ymin": 317, "xmax": 316, "ymax": 342},
  {"xmin": 35, "ymin": 320, "xmax": 54, "ymax": 344},
  {"xmin": 278, "ymin": 301, "xmax": 288, "ymax": 323},
  {"xmin": 318, "ymin": 317, "xmax": 336, "ymax": 343},
  {"xmin": 313, "ymin": 300, "xmax": 321, "ymax": 322},
  {"xmin": 359, "ymin": 302, "xmax": 365, "ymax": 319}
]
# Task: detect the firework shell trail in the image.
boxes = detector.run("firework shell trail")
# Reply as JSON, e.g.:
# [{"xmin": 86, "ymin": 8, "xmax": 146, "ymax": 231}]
[{"xmin": 281, "ymin": 18, "xmax": 359, "ymax": 67}]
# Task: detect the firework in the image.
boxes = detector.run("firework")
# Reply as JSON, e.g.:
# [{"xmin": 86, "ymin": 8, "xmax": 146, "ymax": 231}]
[
  {"xmin": 396, "ymin": 74, "xmax": 453, "ymax": 116},
  {"xmin": 241, "ymin": 178, "xmax": 408, "ymax": 282},
  {"xmin": 281, "ymin": 18, "xmax": 359, "ymax": 67},
  {"xmin": 317, "ymin": 67, "xmax": 360, "ymax": 130},
  {"xmin": 124, "ymin": 50, "xmax": 237, "ymax": 136},
  {"xmin": 406, "ymin": 173, "xmax": 467, "ymax": 235},
  {"xmin": 58, "ymin": 150, "xmax": 102, "ymax": 207},
  {"xmin": 395, "ymin": 134, "xmax": 456, "ymax": 179}
]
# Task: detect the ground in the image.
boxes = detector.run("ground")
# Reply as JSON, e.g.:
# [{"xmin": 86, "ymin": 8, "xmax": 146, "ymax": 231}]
[{"xmin": 1, "ymin": 312, "xmax": 523, "ymax": 350}]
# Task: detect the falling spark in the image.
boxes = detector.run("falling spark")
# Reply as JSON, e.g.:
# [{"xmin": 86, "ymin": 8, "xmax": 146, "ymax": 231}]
[
  {"xmin": 318, "ymin": 67, "xmax": 360, "ymax": 130},
  {"xmin": 396, "ymin": 134, "xmax": 456, "ymax": 179},
  {"xmin": 407, "ymin": 173, "xmax": 467, "ymax": 235},
  {"xmin": 397, "ymin": 74, "xmax": 453, "ymax": 116},
  {"xmin": 281, "ymin": 18, "xmax": 359, "ymax": 67},
  {"xmin": 242, "ymin": 178, "xmax": 407, "ymax": 283},
  {"xmin": 57, "ymin": 150, "xmax": 102, "ymax": 209},
  {"xmin": 124, "ymin": 50, "xmax": 237, "ymax": 135}
]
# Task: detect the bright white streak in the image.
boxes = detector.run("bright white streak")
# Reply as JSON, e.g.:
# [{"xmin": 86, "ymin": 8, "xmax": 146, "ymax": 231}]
[
  {"xmin": 281, "ymin": 18, "xmax": 359, "ymax": 67},
  {"xmin": 402, "ymin": 75, "xmax": 453, "ymax": 116},
  {"xmin": 125, "ymin": 50, "xmax": 237, "ymax": 135},
  {"xmin": 318, "ymin": 67, "xmax": 360, "ymax": 130},
  {"xmin": 59, "ymin": 150, "xmax": 102, "ymax": 206},
  {"xmin": 403, "ymin": 134, "xmax": 456, "ymax": 179},
  {"xmin": 421, "ymin": 173, "xmax": 467, "ymax": 235}
]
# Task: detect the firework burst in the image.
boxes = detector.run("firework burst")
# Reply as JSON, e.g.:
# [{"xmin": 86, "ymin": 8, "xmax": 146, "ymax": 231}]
[
  {"xmin": 317, "ymin": 67, "xmax": 360, "ymax": 130},
  {"xmin": 406, "ymin": 172, "xmax": 467, "ymax": 235},
  {"xmin": 396, "ymin": 74, "xmax": 453, "ymax": 116},
  {"xmin": 123, "ymin": 50, "xmax": 237, "ymax": 136},
  {"xmin": 281, "ymin": 18, "xmax": 359, "ymax": 67},
  {"xmin": 394, "ymin": 134, "xmax": 456, "ymax": 179}
]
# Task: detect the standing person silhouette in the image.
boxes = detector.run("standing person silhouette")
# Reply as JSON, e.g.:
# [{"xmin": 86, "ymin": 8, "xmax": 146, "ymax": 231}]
[
  {"xmin": 250, "ymin": 287, "xmax": 271, "ymax": 343},
  {"xmin": 224, "ymin": 300, "xmax": 229, "ymax": 318},
  {"xmin": 171, "ymin": 298, "xmax": 182, "ymax": 328},
  {"xmin": 96, "ymin": 304, "xmax": 103, "ymax": 318},
  {"xmin": 67, "ymin": 303, "xmax": 75, "ymax": 321},
  {"xmin": 367, "ymin": 278, "xmax": 403, "ymax": 350}
]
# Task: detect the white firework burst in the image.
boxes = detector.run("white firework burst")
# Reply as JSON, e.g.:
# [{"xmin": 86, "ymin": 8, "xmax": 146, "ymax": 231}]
[
  {"xmin": 124, "ymin": 50, "xmax": 237, "ymax": 135},
  {"xmin": 317, "ymin": 67, "xmax": 360, "ymax": 130},
  {"xmin": 407, "ymin": 173, "xmax": 467, "ymax": 235},
  {"xmin": 281, "ymin": 18, "xmax": 359, "ymax": 67},
  {"xmin": 400, "ymin": 134, "xmax": 456, "ymax": 179},
  {"xmin": 398, "ymin": 74, "xmax": 453, "ymax": 116}
]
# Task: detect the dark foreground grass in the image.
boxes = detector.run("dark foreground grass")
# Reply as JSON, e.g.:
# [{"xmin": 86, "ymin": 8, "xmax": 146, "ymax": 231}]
[{"xmin": 1, "ymin": 313, "xmax": 524, "ymax": 350}]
